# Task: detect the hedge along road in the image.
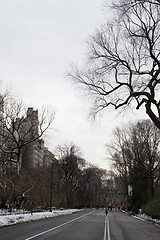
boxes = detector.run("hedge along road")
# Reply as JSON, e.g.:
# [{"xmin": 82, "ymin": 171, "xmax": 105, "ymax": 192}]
[{"xmin": 0, "ymin": 209, "xmax": 160, "ymax": 240}]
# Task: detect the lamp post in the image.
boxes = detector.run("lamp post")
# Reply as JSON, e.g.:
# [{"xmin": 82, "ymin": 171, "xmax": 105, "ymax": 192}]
[{"xmin": 50, "ymin": 162, "xmax": 54, "ymax": 212}]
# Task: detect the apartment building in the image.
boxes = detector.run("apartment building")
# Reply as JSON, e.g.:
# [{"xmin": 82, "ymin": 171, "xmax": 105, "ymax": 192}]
[
  {"xmin": 21, "ymin": 107, "xmax": 56, "ymax": 169},
  {"xmin": 0, "ymin": 105, "xmax": 56, "ymax": 172}
]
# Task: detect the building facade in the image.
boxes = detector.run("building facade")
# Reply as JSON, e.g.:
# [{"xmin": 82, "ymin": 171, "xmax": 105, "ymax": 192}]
[
  {"xmin": 21, "ymin": 107, "xmax": 56, "ymax": 169},
  {"xmin": 0, "ymin": 105, "xmax": 56, "ymax": 173}
]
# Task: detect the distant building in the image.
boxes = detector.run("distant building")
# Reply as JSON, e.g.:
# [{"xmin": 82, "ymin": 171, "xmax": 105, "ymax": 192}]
[
  {"xmin": 22, "ymin": 139, "xmax": 56, "ymax": 169},
  {"xmin": 21, "ymin": 107, "xmax": 56, "ymax": 169},
  {"xmin": 0, "ymin": 105, "xmax": 56, "ymax": 173}
]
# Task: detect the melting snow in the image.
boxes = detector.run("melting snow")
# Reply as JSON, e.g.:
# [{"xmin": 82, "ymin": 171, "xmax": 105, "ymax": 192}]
[{"xmin": 0, "ymin": 209, "xmax": 81, "ymax": 227}]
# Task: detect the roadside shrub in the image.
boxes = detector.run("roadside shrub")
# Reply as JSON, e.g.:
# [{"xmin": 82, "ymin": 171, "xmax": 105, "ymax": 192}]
[{"xmin": 142, "ymin": 198, "xmax": 160, "ymax": 219}]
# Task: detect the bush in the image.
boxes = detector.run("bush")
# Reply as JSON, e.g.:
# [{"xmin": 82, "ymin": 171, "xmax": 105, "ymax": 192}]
[{"xmin": 142, "ymin": 198, "xmax": 160, "ymax": 219}]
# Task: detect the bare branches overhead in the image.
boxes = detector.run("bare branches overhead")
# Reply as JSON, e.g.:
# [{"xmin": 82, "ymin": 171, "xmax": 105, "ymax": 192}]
[{"xmin": 68, "ymin": 0, "xmax": 160, "ymax": 128}]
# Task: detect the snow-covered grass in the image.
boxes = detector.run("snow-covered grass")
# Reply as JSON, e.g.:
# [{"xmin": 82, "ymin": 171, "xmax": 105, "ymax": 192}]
[
  {"xmin": 0, "ymin": 209, "xmax": 81, "ymax": 227},
  {"xmin": 1, "ymin": 209, "xmax": 159, "ymax": 228},
  {"xmin": 133, "ymin": 213, "xmax": 160, "ymax": 227},
  {"xmin": 121, "ymin": 210, "xmax": 160, "ymax": 227}
]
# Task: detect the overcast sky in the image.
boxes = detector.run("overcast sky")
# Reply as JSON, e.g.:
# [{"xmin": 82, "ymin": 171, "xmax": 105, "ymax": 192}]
[{"xmin": 0, "ymin": 0, "xmax": 147, "ymax": 169}]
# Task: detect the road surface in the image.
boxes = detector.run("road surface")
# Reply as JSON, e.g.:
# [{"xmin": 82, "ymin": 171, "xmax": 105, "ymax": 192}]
[
  {"xmin": 109, "ymin": 210, "xmax": 160, "ymax": 240},
  {"xmin": 0, "ymin": 209, "xmax": 160, "ymax": 239}
]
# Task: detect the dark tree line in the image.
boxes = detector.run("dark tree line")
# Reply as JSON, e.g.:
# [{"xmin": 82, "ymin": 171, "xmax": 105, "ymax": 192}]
[
  {"xmin": 0, "ymin": 95, "xmax": 55, "ymax": 209},
  {"xmin": 107, "ymin": 119, "xmax": 160, "ymax": 212},
  {"xmin": 0, "ymin": 95, "xmax": 113, "ymax": 210},
  {"xmin": 53, "ymin": 143, "xmax": 107, "ymax": 209},
  {"xmin": 0, "ymin": 142, "xmax": 110, "ymax": 210}
]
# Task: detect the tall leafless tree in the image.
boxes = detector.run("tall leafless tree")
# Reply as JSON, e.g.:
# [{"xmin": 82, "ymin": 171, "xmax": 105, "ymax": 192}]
[
  {"xmin": 108, "ymin": 119, "xmax": 160, "ymax": 210},
  {"xmin": 68, "ymin": 1, "xmax": 160, "ymax": 128},
  {"xmin": 0, "ymin": 97, "xmax": 55, "ymax": 174},
  {"xmin": 128, "ymin": 120, "xmax": 160, "ymax": 199},
  {"xmin": 107, "ymin": 127, "xmax": 130, "ymax": 206},
  {"xmin": 55, "ymin": 143, "xmax": 86, "ymax": 208}
]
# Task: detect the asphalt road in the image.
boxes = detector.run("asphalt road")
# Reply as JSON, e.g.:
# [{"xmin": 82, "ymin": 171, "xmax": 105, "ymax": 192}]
[
  {"xmin": 0, "ymin": 209, "xmax": 160, "ymax": 240},
  {"xmin": 109, "ymin": 210, "xmax": 160, "ymax": 240}
]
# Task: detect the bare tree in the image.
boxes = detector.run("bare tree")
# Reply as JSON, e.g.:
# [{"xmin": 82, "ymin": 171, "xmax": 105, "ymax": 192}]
[
  {"xmin": 128, "ymin": 120, "xmax": 160, "ymax": 199},
  {"xmin": 0, "ymin": 97, "xmax": 55, "ymax": 174},
  {"xmin": 68, "ymin": 1, "xmax": 160, "ymax": 128},
  {"xmin": 55, "ymin": 143, "xmax": 86, "ymax": 208},
  {"xmin": 107, "ymin": 127, "xmax": 130, "ymax": 207},
  {"xmin": 77, "ymin": 164, "xmax": 106, "ymax": 208},
  {"xmin": 108, "ymin": 119, "xmax": 160, "ymax": 210},
  {"xmin": 111, "ymin": 0, "xmax": 160, "ymax": 10}
]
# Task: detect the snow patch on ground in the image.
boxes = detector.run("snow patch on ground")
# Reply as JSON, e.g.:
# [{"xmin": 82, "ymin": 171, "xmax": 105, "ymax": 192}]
[
  {"xmin": 122, "ymin": 210, "xmax": 160, "ymax": 227},
  {"xmin": 133, "ymin": 213, "xmax": 160, "ymax": 227},
  {"xmin": 0, "ymin": 209, "xmax": 81, "ymax": 227}
]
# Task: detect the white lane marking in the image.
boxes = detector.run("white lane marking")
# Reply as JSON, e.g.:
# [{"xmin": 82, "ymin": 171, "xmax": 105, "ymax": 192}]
[
  {"xmin": 25, "ymin": 211, "xmax": 94, "ymax": 240},
  {"xmin": 104, "ymin": 215, "xmax": 111, "ymax": 240},
  {"xmin": 107, "ymin": 215, "xmax": 111, "ymax": 240},
  {"xmin": 103, "ymin": 216, "xmax": 107, "ymax": 240}
]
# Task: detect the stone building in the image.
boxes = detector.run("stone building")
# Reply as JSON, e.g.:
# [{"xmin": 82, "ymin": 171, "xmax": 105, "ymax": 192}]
[
  {"xmin": 21, "ymin": 107, "xmax": 56, "ymax": 169},
  {"xmin": 0, "ymin": 105, "xmax": 56, "ymax": 172},
  {"xmin": 22, "ymin": 139, "xmax": 56, "ymax": 169}
]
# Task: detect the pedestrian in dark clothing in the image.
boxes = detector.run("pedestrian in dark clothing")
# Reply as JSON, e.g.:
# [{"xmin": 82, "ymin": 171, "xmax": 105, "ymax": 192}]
[{"xmin": 105, "ymin": 207, "xmax": 108, "ymax": 215}]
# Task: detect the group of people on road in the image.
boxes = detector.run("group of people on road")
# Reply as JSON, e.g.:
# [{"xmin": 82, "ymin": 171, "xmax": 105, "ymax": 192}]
[{"xmin": 105, "ymin": 205, "xmax": 119, "ymax": 215}]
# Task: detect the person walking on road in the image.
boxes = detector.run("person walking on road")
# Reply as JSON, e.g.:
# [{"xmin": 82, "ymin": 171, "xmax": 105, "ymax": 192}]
[{"xmin": 105, "ymin": 207, "xmax": 108, "ymax": 215}]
